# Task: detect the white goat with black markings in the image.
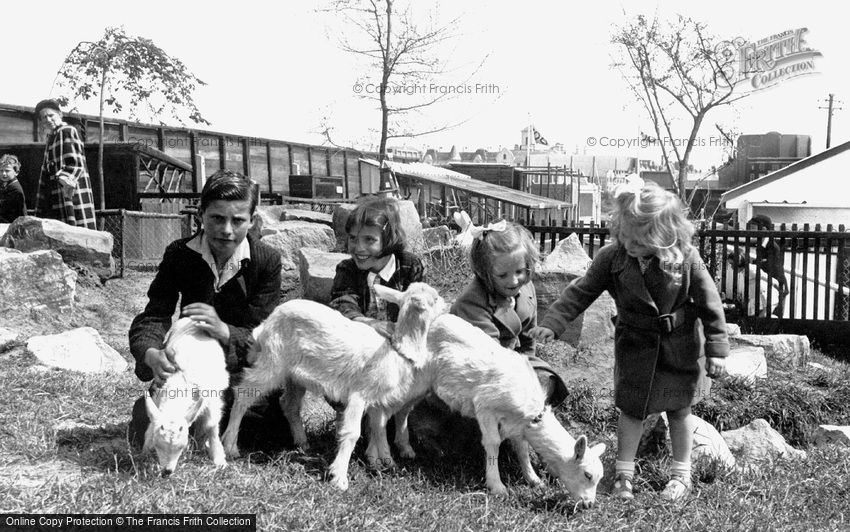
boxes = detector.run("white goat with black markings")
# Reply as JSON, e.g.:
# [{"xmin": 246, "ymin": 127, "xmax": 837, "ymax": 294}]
[
  {"xmin": 143, "ymin": 317, "xmax": 230, "ymax": 477},
  {"xmin": 372, "ymin": 287, "xmax": 607, "ymax": 506},
  {"xmin": 221, "ymin": 282, "xmax": 446, "ymax": 491}
]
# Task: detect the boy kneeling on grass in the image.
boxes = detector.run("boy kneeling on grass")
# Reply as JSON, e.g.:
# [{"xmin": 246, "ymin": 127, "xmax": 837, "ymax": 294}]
[{"xmin": 127, "ymin": 170, "xmax": 292, "ymax": 452}]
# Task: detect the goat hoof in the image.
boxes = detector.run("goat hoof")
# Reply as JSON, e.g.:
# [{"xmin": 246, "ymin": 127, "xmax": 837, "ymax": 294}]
[
  {"xmin": 488, "ymin": 483, "xmax": 508, "ymax": 496},
  {"xmin": 398, "ymin": 446, "xmax": 416, "ymax": 460},
  {"xmin": 223, "ymin": 446, "xmax": 240, "ymax": 459},
  {"xmin": 328, "ymin": 473, "xmax": 349, "ymax": 491}
]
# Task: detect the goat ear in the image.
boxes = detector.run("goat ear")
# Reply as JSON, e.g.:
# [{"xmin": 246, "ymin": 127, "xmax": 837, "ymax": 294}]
[
  {"xmin": 573, "ymin": 434, "xmax": 588, "ymax": 460},
  {"xmin": 373, "ymin": 284, "xmax": 404, "ymax": 306},
  {"xmin": 144, "ymin": 392, "xmax": 161, "ymax": 424},
  {"xmin": 590, "ymin": 442, "xmax": 607, "ymax": 457},
  {"xmin": 185, "ymin": 398, "xmax": 204, "ymax": 425}
]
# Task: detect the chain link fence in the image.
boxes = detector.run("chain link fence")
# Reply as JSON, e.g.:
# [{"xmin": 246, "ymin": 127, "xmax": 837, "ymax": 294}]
[{"xmin": 98, "ymin": 209, "xmax": 195, "ymax": 276}]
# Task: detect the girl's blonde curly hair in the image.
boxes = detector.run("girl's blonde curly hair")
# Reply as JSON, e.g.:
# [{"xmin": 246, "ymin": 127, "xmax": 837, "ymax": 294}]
[{"xmin": 609, "ymin": 182, "xmax": 694, "ymax": 282}]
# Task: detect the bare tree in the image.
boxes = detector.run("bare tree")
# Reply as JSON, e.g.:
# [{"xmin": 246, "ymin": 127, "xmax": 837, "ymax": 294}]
[
  {"xmin": 612, "ymin": 15, "xmax": 747, "ymax": 204},
  {"xmin": 54, "ymin": 26, "xmax": 209, "ymax": 210},
  {"xmin": 321, "ymin": 0, "xmax": 487, "ymax": 162}
]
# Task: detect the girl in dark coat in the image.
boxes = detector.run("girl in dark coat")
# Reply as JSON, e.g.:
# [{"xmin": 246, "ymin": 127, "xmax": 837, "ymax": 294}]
[
  {"xmin": 329, "ymin": 195, "xmax": 424, "ymax": 335},
  {"xmin": 450, "ymin": 220, "xmax": 568, "ymax": 406},
  {"xmin": 531, "ymin": 183, "xmax": 729, "ymax": 502}
]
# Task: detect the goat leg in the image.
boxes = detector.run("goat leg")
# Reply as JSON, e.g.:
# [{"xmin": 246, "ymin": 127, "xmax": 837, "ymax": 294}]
[
  {"xmin": 221, "ymin": 385, "xmax": 256, "ymax": 458},
  {"xmin": 201, "ymin": 402, "xmax": 227, "ymax": 468},
  {"xmin": 280, "ymin": 383, "xmax": 309, "ymax": 451},
  {"xmin": 365, "ymin": 407, "xmax": 395, "ymax": 470},
  {"xmin": 328, "ymin": 394, "xmax": 366, "ymax": 491},
  {"xmin": 477, "ymin": 414, "xmax": 507, "ymax": 495},
  {"xmin": 510, "ymin": 437, "xmax": 541, "ymax": 487},
  {"xmin": 393, "ymin": 402, "xmax": 417, "ymax": 459}
]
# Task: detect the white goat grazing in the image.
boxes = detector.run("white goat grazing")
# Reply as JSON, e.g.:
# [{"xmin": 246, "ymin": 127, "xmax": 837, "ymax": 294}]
[
  {"xmin": 221, "ymin": 282, "xmax": 446, "ymax": 491},
  {"xmin": 383, "ymin": 305, "xmax": 607, "ymax": 506},
  {"xmin": 143, "ymin": 317, "xmax": 230, "ymax": 477}
]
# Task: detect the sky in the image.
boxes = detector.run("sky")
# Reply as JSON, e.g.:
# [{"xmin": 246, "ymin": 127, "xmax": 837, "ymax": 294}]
[{"xmin": 4, "ymin": 0, "xmax": 848, "ymax": 172}]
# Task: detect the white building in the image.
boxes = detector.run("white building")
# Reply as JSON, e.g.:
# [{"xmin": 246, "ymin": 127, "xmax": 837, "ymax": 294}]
[{"xmin": 722, "ymin": 139, "xmax": 850, "ymax": 227}]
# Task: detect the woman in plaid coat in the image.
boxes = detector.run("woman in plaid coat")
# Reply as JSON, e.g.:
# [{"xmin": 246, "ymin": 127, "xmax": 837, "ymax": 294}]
[{"xmin": 34, "ymin": 99, "xmax": 97, "ymax": 229}]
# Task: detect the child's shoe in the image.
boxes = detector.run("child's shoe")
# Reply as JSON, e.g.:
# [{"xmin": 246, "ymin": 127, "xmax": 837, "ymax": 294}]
[
  {"xmin": 659, "ymin": 475, "xmax": 691, "ymax": 501},
  {"xmin": 612, "ymin": 473, "xmax": 634, "ymax": 500}
]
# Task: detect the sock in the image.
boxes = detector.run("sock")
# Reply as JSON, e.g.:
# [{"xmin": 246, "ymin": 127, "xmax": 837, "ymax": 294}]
[
  {"xmin": 615, "ymin": 460, "xmax": 635, "ymax": 480},
  {"xmin": 670, "ymin": 459, "xmax": 691, "ymax": 484}
]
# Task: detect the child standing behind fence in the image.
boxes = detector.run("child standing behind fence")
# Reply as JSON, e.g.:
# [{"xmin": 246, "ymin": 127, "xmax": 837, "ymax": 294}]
[{"xmin": 530, "ymin": 182, "xmax": 729, "ymax": 502}]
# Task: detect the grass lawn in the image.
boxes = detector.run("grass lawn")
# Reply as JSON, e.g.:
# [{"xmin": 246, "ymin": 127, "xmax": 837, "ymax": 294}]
[{"xmin": 1, "ymin": 256, "xmax": 849, "ymax": 531}]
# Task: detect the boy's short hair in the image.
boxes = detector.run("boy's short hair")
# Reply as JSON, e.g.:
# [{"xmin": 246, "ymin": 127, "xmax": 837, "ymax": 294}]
[
  {"xmin": 469, "ymin": 221, "xmax": 539, "ymax": 292},
  {"xmin": 199, "ymin": 170, "xmax": 259, "ymax": 214},
  {"xmin": 0, "ymin": 154, "xmax": 21, "ymax": 173},
  {"xmin": 345, "ymin": 195, "xmax": 406, "ymax": 257}
]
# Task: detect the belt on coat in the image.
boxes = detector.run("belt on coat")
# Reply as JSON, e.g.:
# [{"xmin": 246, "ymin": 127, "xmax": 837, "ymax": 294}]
[{"xmin": 616, "ymin": 306, "xmax": 690, "ymax": 334}]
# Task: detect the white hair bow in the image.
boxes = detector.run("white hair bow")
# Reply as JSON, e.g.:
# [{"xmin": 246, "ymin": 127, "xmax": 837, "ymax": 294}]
[{"xmin": 469, "ymin": 219, "xmax": 508, "ymax": 241}]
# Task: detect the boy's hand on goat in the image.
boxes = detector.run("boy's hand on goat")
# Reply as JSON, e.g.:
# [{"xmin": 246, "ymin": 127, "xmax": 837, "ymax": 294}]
[
  {"xmin": 182, "ymin": 303, "xmax": 230, "ymax": 343},
  {"xmin": 706, "ymin": 356, "xmax": 727, "ymax": 379},
  {"xmin": 528, "ymin": 326, "xmax": 555, "ymax": 342},
  {"xmin": 145, "ymin": 346, "xmax": 177, "ymax": 386}
]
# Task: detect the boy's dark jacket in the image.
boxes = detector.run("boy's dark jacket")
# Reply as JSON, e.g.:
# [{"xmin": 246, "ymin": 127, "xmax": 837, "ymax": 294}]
[{"xmin": 129, "ymin": 234, "xmax": 281, "ymax": 381}]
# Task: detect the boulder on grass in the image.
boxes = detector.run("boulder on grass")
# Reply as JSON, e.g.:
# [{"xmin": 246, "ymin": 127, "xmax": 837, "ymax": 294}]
[
  {"xmin": 722, "ymin": 418, "xmax": 806, "ymax": 465},
  {"xmin": 534, "ymin": 233, "xmax": 615, "ymax": 347},
  {"xmin": 261, "ymin": 221, "xmax": 336, "ymax": 275},
  {"xmin": 298, "ymin": 248, "xmax": 350, "ymax": 304},
  {"xmin": 1, "ymin": 216, "xmax": 114, "ymax": 278},
  {"xmin": 27, "ymin": 327, "xmax": 127, "ymax": 374},
  {"xmin": 729, "ymin": 334, "xmax": 810, "ymax": 368},
  {"xmin": 0, "ymin": 249, "xmax": 76, "ymax": 315},
  {"xmin": 638, "ymin": 413, "xmax": 736, "ymax": 469},
  {"xmin": 724, "ymin": 346, "xmax": 767, "ymax": 383}
]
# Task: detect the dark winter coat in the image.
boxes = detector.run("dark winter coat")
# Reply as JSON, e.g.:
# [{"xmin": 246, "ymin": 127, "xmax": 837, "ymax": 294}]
[
  {"xmin": 450, "ymin": 277, "xmax": 568, "ymax": 406},
  {"xmin": 539, "ymin": 243, "xmax": 729, "ymax": 418},
  {"xmin": 329, "ymin": 250, "xmax": 424, "ymax": 322}
]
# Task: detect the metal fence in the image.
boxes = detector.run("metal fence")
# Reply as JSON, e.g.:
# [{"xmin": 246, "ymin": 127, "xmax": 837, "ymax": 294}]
[
  {"xmin": 98, "ymin": 209, "xmax": 194, "ymax": 276},
  {"xmin": 525, "ymin": 221, "xmax": 850, "ymax": 326}
]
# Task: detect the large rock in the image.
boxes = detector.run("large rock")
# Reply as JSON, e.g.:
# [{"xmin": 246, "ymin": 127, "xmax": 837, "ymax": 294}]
[
  {"xmin": 1, "ymin": 216, "xmax": 114, "ymax": 278},
  {"xmin": 27, "ymin": 327, "xmax": 128, "ymax": 374},
  {"xmin": 261, "ymin": 221, "xmax": 336, "ymax": 275},
  {"xmin": 0, "ymin": 249, "xmax": 76, "ymax": 315},
  {"xmin": 254, "ymin": 205, "xmax": 287, "ymax": 227},
  {"xmin": 331, "ymin": 200, "xmax": 426, "ymax": 254},
  {"xmin": 813, "ymin": 425, "xmax": 850, "ymax": 447},
  {"xmin": 722, "ymin": 418, "xmax": 806, "ymax": 464},
  {"xmin": 638, "ymin": 413, "xmax": 735, "ymax": 469},
  {"xmin": 730, "ymin": 334, "xmax": 810, "ymax": 368},
  {"xmin": 535, "ymin": 234, "xmax": 615, "ymax": 347},
  {"xmin": 298, "ymin": 248, "xmax": 350, "ymax": 304},
  {"xmin": 725, "ymin": 346, "xmax": 767, "ymax": 383}
]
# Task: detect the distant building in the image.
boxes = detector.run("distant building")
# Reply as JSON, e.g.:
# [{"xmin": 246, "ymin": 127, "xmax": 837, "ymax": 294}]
[
  {"xmin": 721, "ymin": 139, "xmax": 850, "ymax": 227},
  {"xmin": 386, "ymin": 146, "xmax": 423, "ymax": 163},
  {"xmin": 421, "ymin": 146, "xmax": 513, "ymax": 165},
  {"xmin": 718, "ymin": 132, "xmax": 811, "ymax": 190}
]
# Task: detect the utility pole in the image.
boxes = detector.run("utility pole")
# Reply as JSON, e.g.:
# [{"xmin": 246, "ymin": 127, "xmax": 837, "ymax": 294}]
[{"xmin": 819, "ymin": 93, "xmax": 843, "ymax": 149}]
